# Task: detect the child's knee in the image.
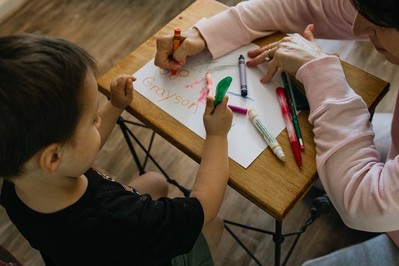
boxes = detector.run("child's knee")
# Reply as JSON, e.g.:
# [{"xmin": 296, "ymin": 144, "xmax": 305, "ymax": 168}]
[
  {"xmin": 205, "ymin": 215, "xmax": 224, "ymax": 235},
  {"xmin": 146, "ymin": 171, "xmax": 169, "ymax": 197},
  {"xmin": 129, "ymin": 171, "xmax": 169, "ymax": 199},
  {"xmin": 202, "ymin": 215, "xmax": 224, "ymax": 256}
]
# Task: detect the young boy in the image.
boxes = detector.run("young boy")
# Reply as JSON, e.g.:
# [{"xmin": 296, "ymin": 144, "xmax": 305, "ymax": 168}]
[{"xmin": 0, "ymin": 34, "xmax": 232, "ymax": 265}]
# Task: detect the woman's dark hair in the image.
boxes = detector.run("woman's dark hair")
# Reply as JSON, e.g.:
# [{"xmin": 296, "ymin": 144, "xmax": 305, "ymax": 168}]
[
  {"xmin": 350, "ymin": 0, "xmax": 399, "ymax": 29},
  {"xmin": 0, "ymin": 34, "xmax": 97, "ymax": 178}
]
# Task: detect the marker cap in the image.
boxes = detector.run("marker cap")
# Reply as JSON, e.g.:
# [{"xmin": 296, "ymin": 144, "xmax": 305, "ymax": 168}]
[
  {"xmin": 272, "ymin": 146, "xmax": 286, "ymax": 161},
  {"xmin": 248, "ymin": 109, "xmax": 257, "ymax": 120}
]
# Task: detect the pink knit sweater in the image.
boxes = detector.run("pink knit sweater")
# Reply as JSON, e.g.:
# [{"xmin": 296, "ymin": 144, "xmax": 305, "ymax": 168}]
[{"xmin": 196, "ymin": 0, "xmax": 399, "ymax": 246}]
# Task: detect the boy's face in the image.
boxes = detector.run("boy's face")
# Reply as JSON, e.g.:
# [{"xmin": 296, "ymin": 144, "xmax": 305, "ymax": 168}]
[{"xmin": 58, "ymin": 70, "xmax": 101, "ymax": 177}]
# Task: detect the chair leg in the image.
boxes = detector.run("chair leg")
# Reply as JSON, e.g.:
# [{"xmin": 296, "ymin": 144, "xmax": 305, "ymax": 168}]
[{"xmin": 117, "ymin": 116, "xmax": 191, "ymax": 197}]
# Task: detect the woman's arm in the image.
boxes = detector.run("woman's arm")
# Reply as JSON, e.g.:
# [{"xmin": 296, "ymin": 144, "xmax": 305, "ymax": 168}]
[
  {"xmin": 155, "ymin": 0, "xmax": 359, "ymax": 70},
  {"xmin": 196, "ymin": 0, "xmax": 358, "ymax": 58},
  {"xmin": 297, "ymin": 56, "xmax": 399, "ymax": 232}
]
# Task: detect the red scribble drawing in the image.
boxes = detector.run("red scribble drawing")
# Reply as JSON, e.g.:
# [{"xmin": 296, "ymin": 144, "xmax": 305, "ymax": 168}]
[
  {"xmin": 196, "ymin": 86, "xmax": 208, "ymax": 104},
  {"xmin": 184, "ymin": 78, "xmax": 205, "ymax": 89}
]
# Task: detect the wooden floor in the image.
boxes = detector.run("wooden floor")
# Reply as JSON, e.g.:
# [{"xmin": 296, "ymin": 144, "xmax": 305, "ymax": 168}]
[{"xmin": 1, "ymin": 1, "xmax": 399, "ymax": 265}]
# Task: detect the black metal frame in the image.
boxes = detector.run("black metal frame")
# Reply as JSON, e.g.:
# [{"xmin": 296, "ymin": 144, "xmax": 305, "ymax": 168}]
[
  {"xmin": 116, "ymin": 115, "xmax": 331, "ymax": 266},
  {"xmin": 117, "ymin": 116, "xmax": 190, "ymax": 197},
  {"xmin": 223, "ymin": 195, "xmax": 331, "ymax": 266}
]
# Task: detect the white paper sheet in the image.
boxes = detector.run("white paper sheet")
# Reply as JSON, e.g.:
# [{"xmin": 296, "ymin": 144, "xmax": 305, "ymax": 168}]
[{"xmin": 133, "ymin": 43, "xmax": 285, "ymax": 168}]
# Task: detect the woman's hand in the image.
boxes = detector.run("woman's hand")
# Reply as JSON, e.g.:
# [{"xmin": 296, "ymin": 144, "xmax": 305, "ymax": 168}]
[
  {"xmin": 246, "ymin": 24, "xmax": 328, "ymax": 83},
  {"xmin": 154, "ymin": 28, "xmax": 207, "ymax": 71}
]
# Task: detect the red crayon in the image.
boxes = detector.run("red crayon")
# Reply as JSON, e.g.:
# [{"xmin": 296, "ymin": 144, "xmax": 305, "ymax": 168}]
[{"xmin": 276, "ymin": 87, "xmax": 302, "ymax": 168}]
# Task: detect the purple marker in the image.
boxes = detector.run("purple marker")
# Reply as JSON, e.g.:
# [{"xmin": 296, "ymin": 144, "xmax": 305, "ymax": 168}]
[{"xmin": 228, "ymin": 104, "xmax": 248, "ymax": 115}]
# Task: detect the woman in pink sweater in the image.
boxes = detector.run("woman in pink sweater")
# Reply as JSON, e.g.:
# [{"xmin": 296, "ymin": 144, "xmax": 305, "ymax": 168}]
[{"xmin": 156, "ymin": 0, "xmax": 399, "ymax": 264}]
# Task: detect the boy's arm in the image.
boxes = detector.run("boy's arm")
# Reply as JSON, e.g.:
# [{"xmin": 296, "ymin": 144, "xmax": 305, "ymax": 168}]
[
  {"xmin": 192, "ymin": 135, "xmax": 229, "ymax": 225},
  {"xmin": 98, "ymin": 75, "xmax": 134, "ymax": 147},
  {"xmin": 190, "ymin": 96, "xmax": 232, "ymax": 225},
  {"xmin": 97, "ymin": 102, "xmax": 125, "ymax": 147}
]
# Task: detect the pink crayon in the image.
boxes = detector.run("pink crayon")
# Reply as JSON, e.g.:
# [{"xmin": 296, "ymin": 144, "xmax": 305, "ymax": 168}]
[{"xmin": 228, "ymin": 104, "xmax": 248, "ymax": 115}]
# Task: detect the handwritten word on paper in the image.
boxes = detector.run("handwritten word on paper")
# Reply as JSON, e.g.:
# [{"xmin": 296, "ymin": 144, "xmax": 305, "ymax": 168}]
[{"xmin": 142, "ymin": 77, "xmax": 200, "ymax": 113}]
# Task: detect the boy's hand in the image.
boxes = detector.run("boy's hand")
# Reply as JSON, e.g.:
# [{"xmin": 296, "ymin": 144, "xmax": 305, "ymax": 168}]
[
  {"xmin": 203, "ymin": 96, "xmax": 233, "ymax": 137},
  {"xmin": 109, "ymin": 74, "xmax": 135, "ymax": 109}
]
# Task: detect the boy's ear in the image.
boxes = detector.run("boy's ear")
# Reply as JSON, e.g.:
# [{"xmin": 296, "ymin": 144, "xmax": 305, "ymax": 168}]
[{"xmin": 38, "ymin": 144, "xmax": 62, "ymax": 173}]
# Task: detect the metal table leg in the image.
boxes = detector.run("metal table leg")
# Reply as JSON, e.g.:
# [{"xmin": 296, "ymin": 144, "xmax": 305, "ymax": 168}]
[{"xmin": 224, "ymin": 195, "xmax": 331, "ymax": 265}]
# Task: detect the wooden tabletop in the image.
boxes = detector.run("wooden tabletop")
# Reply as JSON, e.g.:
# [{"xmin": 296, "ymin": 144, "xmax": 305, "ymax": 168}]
[{"xmin": 97, "ymin": 0, "xmax": 389, "ymax": 221}]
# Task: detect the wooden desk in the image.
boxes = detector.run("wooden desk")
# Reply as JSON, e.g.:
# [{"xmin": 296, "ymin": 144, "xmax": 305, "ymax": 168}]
[{"xmin": 98, "ymin": 0, "xmax": 388, "ymax": 222}]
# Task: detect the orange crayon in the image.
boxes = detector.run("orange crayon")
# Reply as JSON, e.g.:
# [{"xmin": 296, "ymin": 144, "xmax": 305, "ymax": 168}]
[{"xmin": 171, "ymin": 27, "xmax": 181, "ymax": 75}]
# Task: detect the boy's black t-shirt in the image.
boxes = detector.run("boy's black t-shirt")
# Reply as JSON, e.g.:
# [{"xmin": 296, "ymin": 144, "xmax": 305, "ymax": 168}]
[{"xmin": 0, "ymin": 168, "xmax": 204, "ymax": 266}]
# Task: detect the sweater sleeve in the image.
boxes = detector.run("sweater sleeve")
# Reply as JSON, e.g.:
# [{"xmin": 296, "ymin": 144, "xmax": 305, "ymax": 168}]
[
  {"xmin": 195, "ymin": 0, "xmax": 358, "ymax": 58},
  {"xmin": 296, "ymin": 56, "xmax": 399, "ymax": 232}
]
